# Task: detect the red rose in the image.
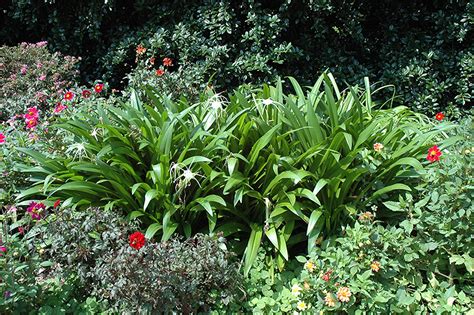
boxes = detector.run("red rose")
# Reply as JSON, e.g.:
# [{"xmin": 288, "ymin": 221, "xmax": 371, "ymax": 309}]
[{"xmin": 129, "ymin": 231, "xmax": 146, "ymax": 250}]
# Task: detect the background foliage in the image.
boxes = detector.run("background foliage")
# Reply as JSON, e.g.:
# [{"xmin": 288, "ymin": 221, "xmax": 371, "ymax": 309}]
[{"xmin": 1, "ymin": 0, "xmax": 472, "ymax": 115}]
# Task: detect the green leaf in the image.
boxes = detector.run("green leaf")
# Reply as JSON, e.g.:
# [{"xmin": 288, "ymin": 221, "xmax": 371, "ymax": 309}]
[
  {"xmin": 145, "ymin": 223, "xmax": 162, "ymax": 239},
  {"xmin": 243, "ymin": 225, "xmax": 263, "ymax": 276}
]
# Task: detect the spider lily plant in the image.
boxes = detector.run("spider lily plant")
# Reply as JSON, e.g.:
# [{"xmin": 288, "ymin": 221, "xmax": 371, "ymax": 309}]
[{"xmin": 17, "ymin": 73, "xmax": 456, "ymax": 274}]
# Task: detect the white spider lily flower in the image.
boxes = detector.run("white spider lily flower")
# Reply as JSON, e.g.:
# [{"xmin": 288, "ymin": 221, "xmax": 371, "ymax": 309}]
[{"xmin": 262, "ymin": 98, "xmax": 273, "ymax": 106}]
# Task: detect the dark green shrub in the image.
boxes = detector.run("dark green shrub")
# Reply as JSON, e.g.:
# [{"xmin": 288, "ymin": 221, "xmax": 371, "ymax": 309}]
[{"xmin": 2, "ymin": 1, "xmax": 472, "ymax": 115}]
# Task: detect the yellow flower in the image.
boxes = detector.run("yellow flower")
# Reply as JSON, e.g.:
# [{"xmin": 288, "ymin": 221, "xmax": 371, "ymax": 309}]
[
  {"xmin": 291, "ymin": 283, "xmax": 302, "ymax": 297},
  {"xmin": 371, "ymin": 260, "xmax": 381, "ymax": 272},
  {"xmin": 304, "ymin": 260, "xmax": 316, "ymax": 272},
  {"xmin": 296, "ymin": 301, "xmax": 308, "ymax": 311},
  {"xmin": 324, "ymin": 292, "xmax": 337, "ymax": 307},
  {"xmin": 337, "ymin": 286, "xmax": 352, "ymax": 303}
]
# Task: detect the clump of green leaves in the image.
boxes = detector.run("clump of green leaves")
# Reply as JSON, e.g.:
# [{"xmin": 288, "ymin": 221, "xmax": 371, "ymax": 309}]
[
  {"xmin": 382, "ymin": 117, "xmax": 473, "ymax": 287},
  {"xmin": 18, "ymin": 73, "xmax": 455, "ymax": 274},
  {"xmin": 94, "ymin": 233, "xmax": 241, "ymax": 313}
]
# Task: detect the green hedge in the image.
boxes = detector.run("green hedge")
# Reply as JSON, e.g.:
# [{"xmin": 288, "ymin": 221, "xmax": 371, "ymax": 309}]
[{"xmin": 2, "ymin": 0, "xmax": 472, "ymax": 115}]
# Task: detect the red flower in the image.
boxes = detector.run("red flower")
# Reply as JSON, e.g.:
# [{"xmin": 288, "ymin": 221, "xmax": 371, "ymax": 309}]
[
  {"xmin": 25, "ymin": 107, "xmax": 39, "ymax": 120},
  {"xmin": 26, "ymin": 201, "xmax": 46, "ymax": 220},
  {"xmin": 26, "ymin": 119, "xmax": 38, "ymax": 130},
  {"xmin": 129, "ymin": 231, "xmax": 145, "ymax": 250},
  {"xmin": 0, "ymin": 133, "xmax": 5, "ymax": 144},
  {"xmin": 94, "ymin": 83, "xmax": 104, "ymax": 93},
  {"xmin": 427, "ymin": 145, "xmax": 442, "ymax": 163},
  {"xmin": 435, "ymin": 112, "xmax": 445, "ymax": 121},
  {"xmin": 156, "ymin": 68, "xmax": 165, "ymax": 76},
  {"xmin": 322, "ymin": 269, "xmax": 333, "ymax": 282},
  {"xmin": 53, "ymin": 199, "xmax": 61, "ymax": 209},
  {"xmin": 54, "ymin": 103, "xmax": 67, "ymax": 114},
  {"xmin": 82, "ymin": 89, "xmax": 92, "ymax": 98},
  {"xmin": 64, "ymin": 91, "xmax": 74, "ymax": 101},
  {"xmin": 163, "ymin": 57, "xmax": 173, "ymax": 67}
]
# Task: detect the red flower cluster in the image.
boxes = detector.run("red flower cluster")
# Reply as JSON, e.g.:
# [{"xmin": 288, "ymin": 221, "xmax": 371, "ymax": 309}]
[
  {"xmin": 64, "ymin": 91, "xmax": 74, "ymax": 101},
  {"xmin": 24, "ymin": 106, "xmax": 39, "ymax": 130},
  {"xmin": 26, "ymin": 201, "xmax": 46, "ymax": 220},
  {"xmin": 435, "ymin": 112, "xmax": 445, "ymax": 121},
  {"xmin": 427, "ymin": 145, "xmax": 442, "ymax": 163},
  {"xmin": 129, "ymin": 231, "xmax": 146, "ymax": 250},
  {"xmin": 0, "ymin": 133, "xmax": 5, "ymax": 144}
]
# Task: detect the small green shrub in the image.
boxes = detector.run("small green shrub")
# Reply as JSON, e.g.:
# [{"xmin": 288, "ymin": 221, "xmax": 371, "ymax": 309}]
[
  {"xmin": 288, "ymin": 219, "xmax": 473, "ymax": 313},
  {"xmin": 45, "ymin": 208, "xmax": 242, "ymax": 313},
  {"xmin": 382, "ymin": 118, "xmax": 473, "ymax": 287},
  {"xmin": 0, "ymin": 42, "xmax": 79, "ymax": 121},
  {"xmin": 0, "ymin": 205, "xmax": 108, "ymax": 313}
]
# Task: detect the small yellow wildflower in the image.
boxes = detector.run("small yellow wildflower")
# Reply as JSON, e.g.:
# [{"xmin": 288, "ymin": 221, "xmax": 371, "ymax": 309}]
[
  {"xmin": 304, "ymin": 260, "xmax": 316, "ymax": 272},
  {"xmin": 296, "ymin": 300, "xmax": 308, "ymax": 311}
]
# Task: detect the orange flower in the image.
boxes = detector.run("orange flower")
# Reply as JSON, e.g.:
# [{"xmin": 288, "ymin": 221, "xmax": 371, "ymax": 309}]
[
  {"xmin": 163, "ymin": 57, "xmax": 173, "ymax": 67},
  {"xmin": 373, "ymin": 142, "xmax": 384, "ymax": 152},
  {"xmin": 336, "ymin": 286, "xmax": 351, "ymax": 303},
  {"xmin": 435, "ymin": 112, "xmax": 444, "ymax": 121},
  {"xmin": 136, "ymin": 44, "xmax": 146, "ymax": 55},
  {"xmin": 303, "ymin": 281, "xmax": 310, "ymax": 290},
  {"xmin": 371, "ymin": 260, "xmax": 381, "ymax": 272},
  {"xmin": 427, "ymin": 145, "xmax": 442, "ymax": 163},
  {"xmin": 358, "ymin": 211, "xmax": 374, "ymax": 222},
  {"xmin": 156, "ymin": 68, "xmax": 165, "ymax": 76},
  {"xmin": 324, "ymin": 292, "xmax": 337, "ymax": 307}
]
